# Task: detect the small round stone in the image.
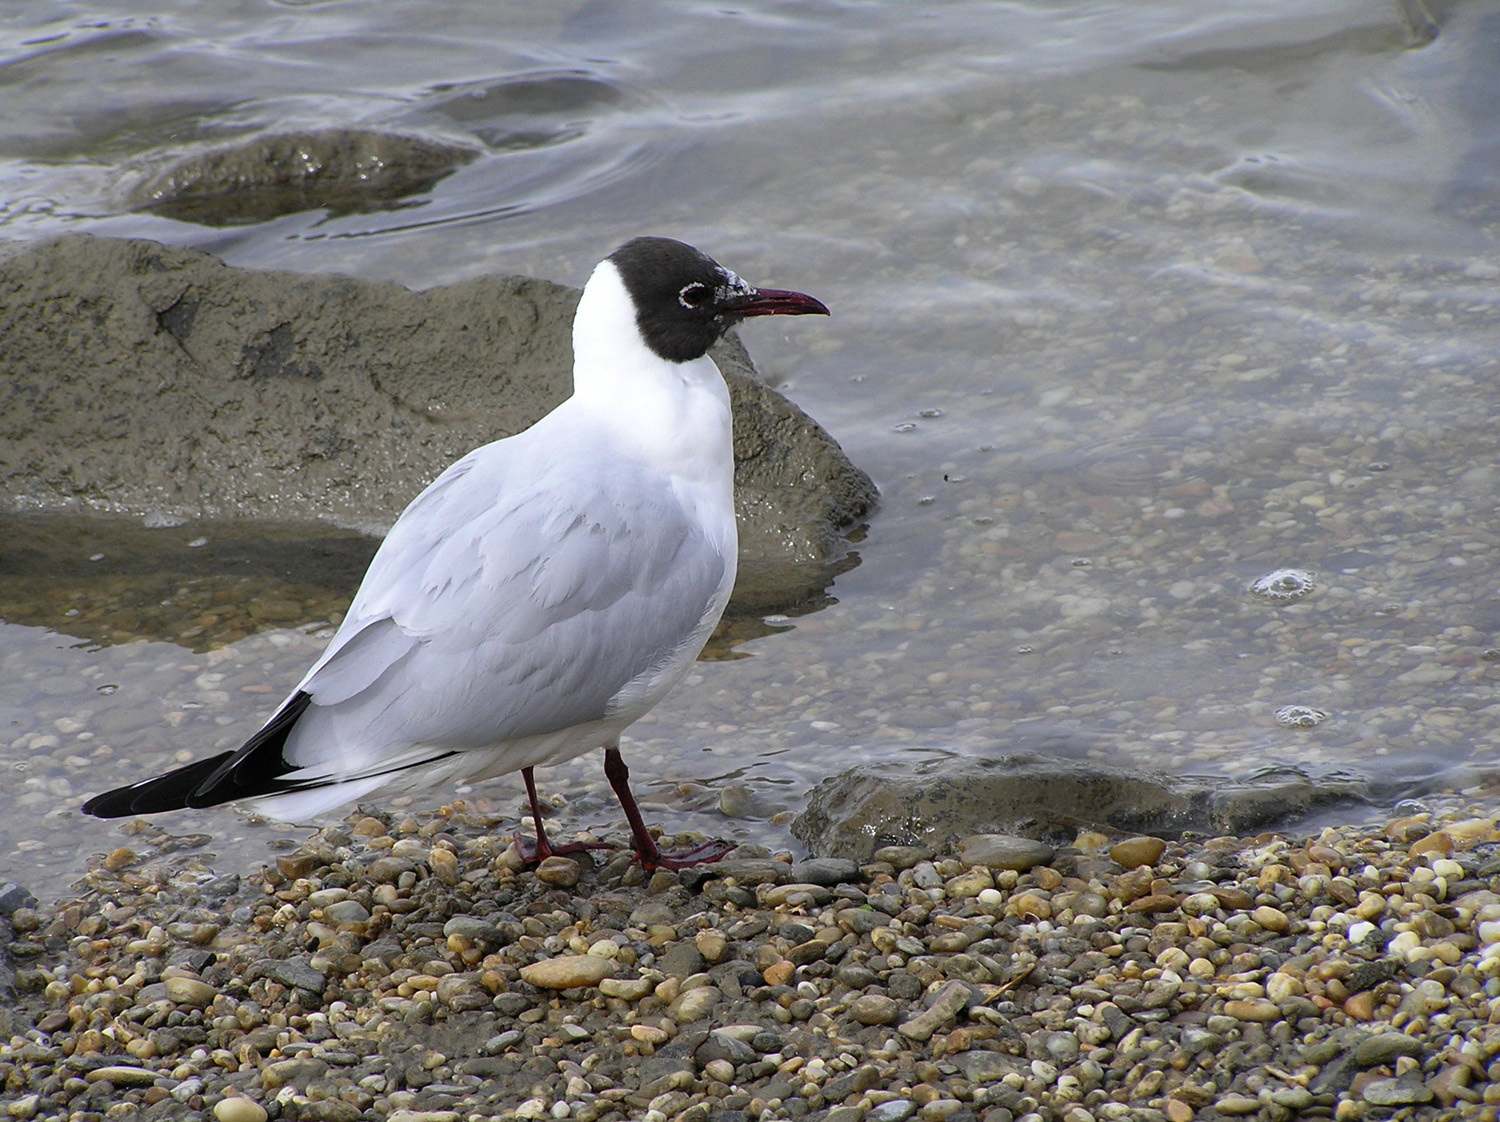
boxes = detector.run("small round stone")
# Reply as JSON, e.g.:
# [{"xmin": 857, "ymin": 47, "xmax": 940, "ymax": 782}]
[
  {"xmin": 214, "ymin": 1099, "xmax": 270, "ymax": 1122},
  {"xmin": 164, "ymin": 976, "xmax": 218, "ymax": 1007},
  {"xmin": 534, "ymin": 856, "xmax": 581, "ymax": 887},
  {"xmin": 850, "ymin": 994, "xmax": 901, "ymax": 1025},
  {"xmin": 1251, "ymin": 905, "xmax": 1290, "ymax": 932},
  {"xmin": 956, "ymin": 833, "xmax": 1055, "ymax": 871},
  {"xmin": 519, "ymin": 955, "xmax": 613, "ymax": 990},
  {"xmin": 1109, "ymin": 836, "xmax": 1167, "ymax": 868}
]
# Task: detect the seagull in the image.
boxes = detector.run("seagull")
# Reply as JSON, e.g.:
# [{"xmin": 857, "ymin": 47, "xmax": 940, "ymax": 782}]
[{"xmin": 82, "ymin": 236, "xmax": 829, "ymax": 870}]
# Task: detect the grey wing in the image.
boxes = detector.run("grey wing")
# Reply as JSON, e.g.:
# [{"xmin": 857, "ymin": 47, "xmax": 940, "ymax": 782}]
[{"xmin": 280, "ymin": 441, "xmax": 730, "ymax": 779}]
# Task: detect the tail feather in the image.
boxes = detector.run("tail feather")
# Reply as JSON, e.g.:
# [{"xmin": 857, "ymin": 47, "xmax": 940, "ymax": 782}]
[
  {"xmin": 82, "ymin": 691, "xmax": 317, "ymax": 819},
  {"xmin": 83, "ymin": 690, "xmax": 467, "ymax": 822},
  {"xmin": 81, "ymin": 751, "xmax": 236, "ymax": 818},
  {"xmin": 187, "ymin": 690, "xmax": 314, "ymax": 807}
]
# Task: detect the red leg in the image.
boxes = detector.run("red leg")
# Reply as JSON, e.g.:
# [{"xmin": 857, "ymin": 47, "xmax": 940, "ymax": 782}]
[
  {"xmin": 602, "ymin": 743, "xmax": 734, "ymax": 870},
  {"xmin": 513, "ymin": 766, "xmax": 613, "ymax": 864}
]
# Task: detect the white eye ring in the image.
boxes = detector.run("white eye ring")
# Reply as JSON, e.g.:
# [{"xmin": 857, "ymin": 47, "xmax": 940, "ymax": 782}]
[{"xmin": 678, "ymin": 282, "xmax": 709, "ymax": 309}]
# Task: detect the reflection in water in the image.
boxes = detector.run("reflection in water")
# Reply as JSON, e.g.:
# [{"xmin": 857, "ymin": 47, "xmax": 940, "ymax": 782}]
[{"xmin": 0, "ymin": 513, "xmax": 834, "ymax": 657}]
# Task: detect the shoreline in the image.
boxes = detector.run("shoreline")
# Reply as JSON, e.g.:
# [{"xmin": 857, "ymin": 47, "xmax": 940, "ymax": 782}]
[{"xmin": 3, "ymin": 805, "xmax": 1498, "ymax": 1122}]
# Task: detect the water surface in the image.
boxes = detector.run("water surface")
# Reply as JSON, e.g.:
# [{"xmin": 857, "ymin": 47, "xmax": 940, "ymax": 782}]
[{"xmin": 4, "ymin": 0, "xmax": 1500, "ymax": 899}]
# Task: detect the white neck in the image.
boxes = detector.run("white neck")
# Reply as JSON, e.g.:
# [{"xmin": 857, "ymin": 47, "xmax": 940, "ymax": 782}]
[{"xmin": 567, "ymin": 260, "xmax": 736, "ymax": 520}]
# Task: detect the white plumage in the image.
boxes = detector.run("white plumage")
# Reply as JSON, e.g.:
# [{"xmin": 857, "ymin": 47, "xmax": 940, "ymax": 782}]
[{"xmin": 84, "ymin": 236, "xmax": 828, "ymax": 869}]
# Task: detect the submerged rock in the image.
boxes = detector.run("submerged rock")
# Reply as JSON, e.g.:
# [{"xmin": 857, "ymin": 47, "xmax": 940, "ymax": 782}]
[
  {"xmin": 0, "ymin": 235, "xmax": 875, "ymax": 615},
  {"xmin": 792, "ymin": 752, "xmax": 1370, "ymax": 861},
  {"xmin": 127, "ymin": 129, "xmax": 479, "ymax": 225}
]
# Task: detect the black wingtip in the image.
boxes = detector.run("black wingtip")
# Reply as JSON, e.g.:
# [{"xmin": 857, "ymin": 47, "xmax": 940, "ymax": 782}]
[
  {"xmin": 82, "ymin": 752, "xmax": 236, "ymax": 818},
  {"xmin": 82, "ymin": 690, "xmax": 316, "ymax": 818}
]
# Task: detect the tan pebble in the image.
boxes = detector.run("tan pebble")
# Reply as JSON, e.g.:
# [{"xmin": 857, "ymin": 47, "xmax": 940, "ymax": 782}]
[
  {"xmin": 1355, "ymin": 893, "xmax": 1386, "ymax": 920},
  {"xmin": 1252, "ymin": 905, "xmax": 1290, "ymax": 932},
  {"xmin": 850, "ymin": 994, "xmax": 901, "ymax": 1025},
  {"xmin": 955, "ymin": 833, "xmax": 1055, "ymax": 871},
  {"xmin": 1112, "ymin": 867, "xmax": 1156, "ymax": 903},
  {"xmin": 104, "ymin": 847, "xmax": 137, "ymax": 871},
  {"xmin": 945, "ymin": 870, "xmax": 994, "ymax": 898},
  {"xmin": 1444, "ymin": 818, "xmax": 1497, "ymax": 845},
  {"xmin": 1343, "ymin": 991, "xmax": 1378, "ymax": 1020},
  {"xmin": 214, "ymin": 1099, "xmax": 269, "ymax": 1122},
  {"xmin": 275, "ymin": 852, "xmax": 319, "ymax": 879},
  {"xmin": 428, "ymin": 847, "xmax": 460, "ymax": 884},
  {"xmin": 1385, "ymin": 817, "xmax": 1430, "ymax": 843},
  {"xmin": 704, "ymin": 1058, "xmax": 736, "ymax": 1083},
  {"xmin": 390, "ymin": 838, "xmax": 428, "ymax": 862},
  {"xmin": 1214, "ymin": 1094, "xmax": 1262, "ymax": 1116},
  {"xmin": 1180, "ymin": 892, "xmax": 1221, "ymax": 917},
  {"xmin": 1409, "ymin": 832, "xmax": 1454, "ymax": 859},
  {"xmin": 1126, "ymin": 893, "xmax": 1181, "ymax": 915},
  {"xmin": 84, "ymin": 1066, "xmax": 158, "ymax": 1086},
  {"xmin": 1266, "ymin": 973, "xmax": 1304, "ymax": 1003},
  {"xmin": 1166, "ymin": 1098, "xmax": 1195, "ymax": 1122},
  {"xmin": 1211, "ymin": 886, "xmax": 1255, "ymax": 910},
  {"xmin": 763, "ymin": 959, "xmax": 796, "ymax": 987},
  {"xmin": 1306, "ymin": 844, "xmax": 1346, "ymax": 869},
  {"xmin": 494, "ymin": 843, "xmax": 529, "ymax": 872},
  {"xmin": 695, "ymin": 931, "xmax": 729, "ymax": 964},
  {"xmin": 630, "ymin": 1024, "xmax": 670, "ymax": 1045},
  {"xmin": 350, "ymin": 816, "xmax": 387, "ymax": 837},
  {"xmin": 1110, "ymin": 836, "xmax": 1167, "ymax": 868},
  {"xmin": 1334, "ymin": 1098, "xmax": 1362, "ymax": 1120},
  {"xmin": 518, "ymin": 955, "xmax": 613, "ymax": 990},
  {"xmin": 669, "ymin": 985, "xmax": 720, "ymax": 1022},
  {"xmin": 534, "ymin": 856, "xmax": 579, "ymax": 887},
  {"xmin": 1257, "ymin": 864, "xmax": 1292, "ymax": 889},
  {"xmin": 599, "ymin": 976, "xmax": 655, "ymax": 1001},
  {"xmin": 1223, "ymin": 999, "xmax": 1280, "ymax": 1023},
  {"xmin": 1074, "ymin": 830, "xmax": 1112, "ymax": 852},
  {"xmin": 1012, "ymin": 892, "xmax": 1052, "ymax": 920},
  {"xmin": 164, "ymin": 977, "xmax": 218, "ymax": 1007}
]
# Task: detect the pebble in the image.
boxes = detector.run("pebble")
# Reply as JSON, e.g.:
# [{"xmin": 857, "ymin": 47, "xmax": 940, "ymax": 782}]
[
  {"xmin": 519, "ymin": 955, "xmax": 614, "ymax": 989},
  {"xmin": 213, "ymin": 1099, "xmax": 270, "ymax": 1122},
  {"xmin": 1362, "ymin": 1076, "xmax": 1434, "ymax": 1105},
  {"xmin": 164, "ymin": 975, "xmax": 218, "ymax": 1006},
  {"xmin": 955, "ymin": 832, "xmax": 1055, "ymax": 870},
  {"xmin": 534, "ymin": 856, "xmax": 580, "ymax": 887},
  {"xmin": 1213, "ymin": 1094, "xmax": 1261, "ymax": 1116},
  {"xmin": 851, "ymin": 993, "xmax": 902, "ymax": 1024},
  {"xmin": 1108, "ymin": 835, "xmax": 1167, "ymax": 867},
  {"xmin": 84, "ymin": 1066, "xmax": 160, "ymax": 1086},
  {"xmin": 8, "ymin": 804, "xmax": 1500, "ymax": 1122}
]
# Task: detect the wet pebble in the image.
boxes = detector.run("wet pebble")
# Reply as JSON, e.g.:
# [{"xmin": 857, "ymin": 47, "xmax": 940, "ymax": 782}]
[
  {"xmin": 955, "ymin": 832, "xmax": 1055, "ymax": 870},
  {"xmin": 7, "ymin": 804, "xmax": 1500, "ymax": 1122}
]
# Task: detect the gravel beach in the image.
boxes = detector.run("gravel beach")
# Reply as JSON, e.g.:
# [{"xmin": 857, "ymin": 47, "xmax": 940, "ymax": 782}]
[{"xmin": 4, "ymin": 805, "xmax": 1500, "ymax": 1122}]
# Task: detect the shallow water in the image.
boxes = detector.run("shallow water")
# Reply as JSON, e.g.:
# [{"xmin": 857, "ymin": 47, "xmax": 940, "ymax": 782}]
[{"xmin": 5, "ymin": 0, "xmax": 1500, "ymax": 900}]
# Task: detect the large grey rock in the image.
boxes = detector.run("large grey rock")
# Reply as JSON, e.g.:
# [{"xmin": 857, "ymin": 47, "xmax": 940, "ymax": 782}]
[
  {"xmin": 0, "ymin": 235, "xmax": 875, "ymax": 613},
  {"xmin": 791, "ymin": 752, "xmax": 1369, "ymax": 861}
]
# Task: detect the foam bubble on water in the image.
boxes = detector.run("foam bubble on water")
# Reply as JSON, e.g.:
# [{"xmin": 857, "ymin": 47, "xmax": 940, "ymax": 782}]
[{"xmin": 1250, "ymin": 568, "xmax": 1316, "ymax": 603}]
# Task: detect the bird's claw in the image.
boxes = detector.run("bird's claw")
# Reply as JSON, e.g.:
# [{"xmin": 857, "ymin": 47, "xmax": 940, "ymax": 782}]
[
  {"xmin": 512, "ymin": 829, "xmax": 616, "ymax": 866},
  {"xmin": 634, "ymin": 837, "xmax": 736, "ymax": 871}
]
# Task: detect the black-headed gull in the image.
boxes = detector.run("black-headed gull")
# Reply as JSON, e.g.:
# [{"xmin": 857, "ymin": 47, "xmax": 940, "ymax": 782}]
[{"xmin": 83, "ymin": 236, "xmax": 829, "ymax": 869}]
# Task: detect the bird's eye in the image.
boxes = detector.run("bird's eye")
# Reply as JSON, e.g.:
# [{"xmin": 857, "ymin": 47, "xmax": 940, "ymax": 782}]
[{"xmin": 678, "ymin": 282, "xmax": 710, "ymax": 309}]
